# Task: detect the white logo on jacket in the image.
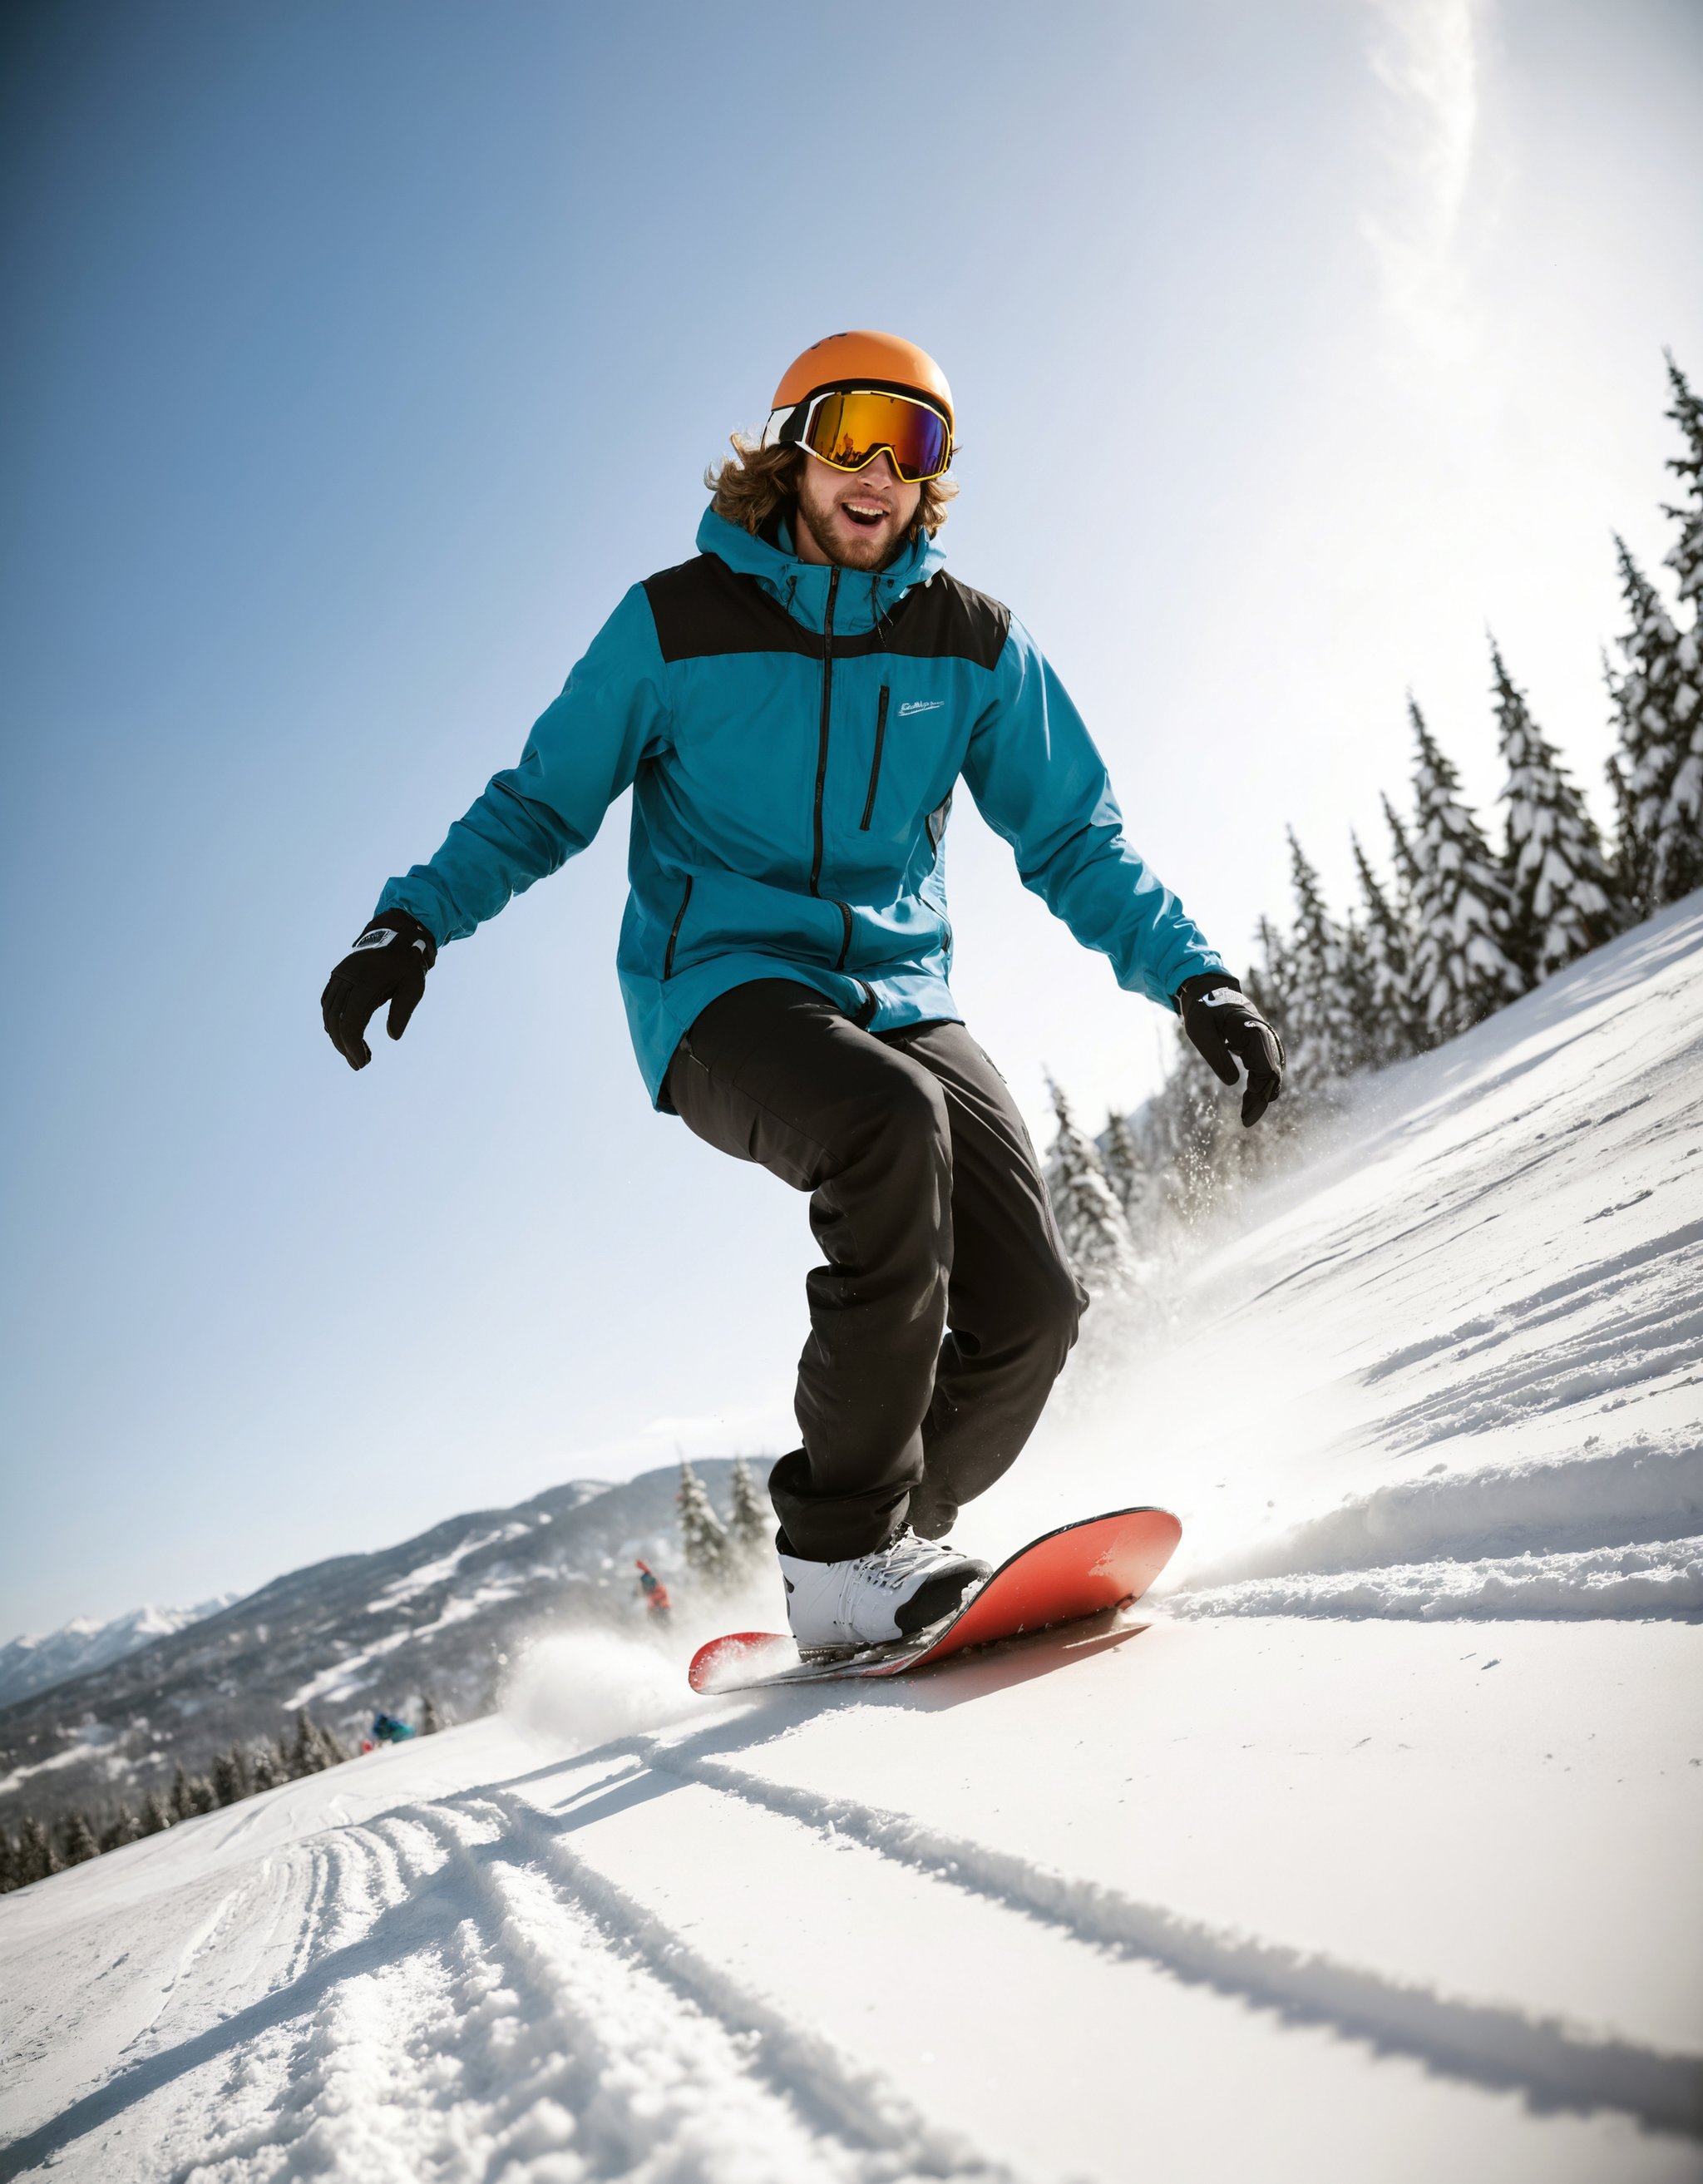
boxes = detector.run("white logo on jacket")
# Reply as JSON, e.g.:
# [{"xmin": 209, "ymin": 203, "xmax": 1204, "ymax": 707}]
[{"xmin": 897, "ymin": 699, "xmax": 945, "ymax": 717}]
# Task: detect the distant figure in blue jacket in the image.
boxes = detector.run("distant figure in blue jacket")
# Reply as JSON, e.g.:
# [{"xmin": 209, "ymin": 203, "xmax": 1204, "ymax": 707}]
[
  {"xmin": 371, "ymin": 1712, "xmax": 415, "ymax": 1744},
  {"xmin": 322, "ymin": 332, "xmax": 1283, "ymax": 1653}
]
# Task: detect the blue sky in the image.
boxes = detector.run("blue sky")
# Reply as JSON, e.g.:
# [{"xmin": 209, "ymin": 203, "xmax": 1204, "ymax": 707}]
[{"xmin": 2, "ymin": 0, "xmax": 1700, "ymax": 1633}]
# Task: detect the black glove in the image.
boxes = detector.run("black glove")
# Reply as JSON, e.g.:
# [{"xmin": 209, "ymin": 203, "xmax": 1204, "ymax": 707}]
[
  {"xmin": 1175, "ymin": 973, "xmax": 1285, "ymax": 1128},
  {"xmin": 321, "ymin": 910, "xmax": 437, "ymax": 1070}
]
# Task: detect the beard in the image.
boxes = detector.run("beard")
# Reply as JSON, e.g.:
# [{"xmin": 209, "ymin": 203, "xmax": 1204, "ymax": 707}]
[{"xmin": 794, "ymin": 490, "xmax": 904, "ymax": 571}]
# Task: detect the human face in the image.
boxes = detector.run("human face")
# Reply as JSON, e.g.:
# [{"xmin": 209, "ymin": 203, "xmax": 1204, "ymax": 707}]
[{"xmin": 792, "ymin": 449, "xmax": 922, "ymax": 571}]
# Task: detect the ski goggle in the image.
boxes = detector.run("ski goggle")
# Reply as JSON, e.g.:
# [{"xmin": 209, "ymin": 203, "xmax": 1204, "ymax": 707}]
[{"xmin": 763, "ymin": 385, "xmax": 954, "ymax": 482}]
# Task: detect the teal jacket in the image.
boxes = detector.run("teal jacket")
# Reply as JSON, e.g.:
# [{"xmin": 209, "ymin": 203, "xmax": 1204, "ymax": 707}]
[{"xmin": 378, "ymin": 507, "xmax": 1225, "ymax": 1106}]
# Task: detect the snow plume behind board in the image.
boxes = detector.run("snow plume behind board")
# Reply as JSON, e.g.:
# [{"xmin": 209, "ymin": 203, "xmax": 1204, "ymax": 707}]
[
  {"xmin": 506, "ymin": 1633, "xmax": 699, "ymax": 1753},
  {"xmin": 965, "ymin": 892, "xmax": 1703, "ymax": 1626},
  {"xmin": 506, "ymin": 1563, "xmax": 788, "ymax": 1753}
]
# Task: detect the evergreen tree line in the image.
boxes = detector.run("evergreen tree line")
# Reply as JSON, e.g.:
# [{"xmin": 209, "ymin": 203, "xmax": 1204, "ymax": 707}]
[
  {"xmin": 1049, "ymin": 353, "xmax": 1703, "ymax": 1288},
  {"xmin": 674, "ymin": 1455, "xmax": 773, "ymax": 1590},
  {"xmin": 0, "ymin": 1697, "xmax": 445, "ymax": 1894}
]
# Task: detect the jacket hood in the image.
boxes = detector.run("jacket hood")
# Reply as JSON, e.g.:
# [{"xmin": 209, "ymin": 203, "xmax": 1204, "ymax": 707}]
[{"xmin": 695, "ymin": 505, "xmax": 945, "ymax": 635}]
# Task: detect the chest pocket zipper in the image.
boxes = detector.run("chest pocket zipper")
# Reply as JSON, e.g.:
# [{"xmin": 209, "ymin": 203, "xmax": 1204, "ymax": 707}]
[{"xmin": 859, "ymin": 686, "xmax": 891, "ymax": 832}]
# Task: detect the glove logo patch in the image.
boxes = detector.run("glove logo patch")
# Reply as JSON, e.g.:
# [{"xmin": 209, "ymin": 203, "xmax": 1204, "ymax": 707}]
[{"xmin": 351, "ymin": 927, "xmax": 395, "ymax": 951}]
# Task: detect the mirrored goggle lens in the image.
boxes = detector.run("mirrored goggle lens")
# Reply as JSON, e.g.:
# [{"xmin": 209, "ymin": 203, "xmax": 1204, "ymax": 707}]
[{"xmin": 800, "ymin": 390, "xmax": 951, "ymax": 481}]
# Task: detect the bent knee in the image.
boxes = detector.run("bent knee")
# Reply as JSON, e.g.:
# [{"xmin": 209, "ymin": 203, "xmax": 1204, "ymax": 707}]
[
  {"xmin": 995, "ymin": 1252, "xmax": 1084, "ymax": 1360},
  {"xmin": 854, "ymin": 1062, "xmax": 950, "ymax": 1164}
]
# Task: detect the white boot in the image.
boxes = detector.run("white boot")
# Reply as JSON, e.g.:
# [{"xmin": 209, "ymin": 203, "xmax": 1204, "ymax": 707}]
[{"xmin": 778, "ymin": 1530, "xmax": 990, "ymax": 1649}]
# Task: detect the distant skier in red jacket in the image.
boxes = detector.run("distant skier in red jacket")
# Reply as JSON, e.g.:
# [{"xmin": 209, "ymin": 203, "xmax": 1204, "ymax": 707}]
[{"xmin": 635, "ymin": 1560, "xmax": 672, "ymax": 1623}]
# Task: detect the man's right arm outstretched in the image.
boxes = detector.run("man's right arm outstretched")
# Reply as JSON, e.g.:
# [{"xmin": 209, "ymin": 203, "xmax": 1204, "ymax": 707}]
[{"xmin": 320, "ymin": 584, "xmax": 670, "ymax": 1070}]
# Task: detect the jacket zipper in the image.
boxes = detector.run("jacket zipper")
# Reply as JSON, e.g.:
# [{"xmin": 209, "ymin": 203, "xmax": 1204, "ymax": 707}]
[
  {"xmin": 663, "ymin": 875, "xmax": 694, "ymax": 979},
  {"xmin": 859, "ymin": 686, "xmax": 890, "ymax": 831},
  {"xmin": 807, "ymin": 568, "xmax": 856, "ymax": 971},
  {"xmin": 808, "ymin": 570, "xmax": 838, "ymax": 898}
]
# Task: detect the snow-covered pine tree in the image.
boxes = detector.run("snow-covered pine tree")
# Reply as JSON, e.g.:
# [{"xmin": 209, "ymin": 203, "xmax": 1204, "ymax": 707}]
[
  {"xmin": 1406, "ymin": 699, "xmax": 1525, "ymax": 1039},
  {"xmin": 16, "ymin": 1816, "xmax": 57, "ymax": 1883},
  {"xmin": 726, "ymin": 1455, "xmax": 772, "ymax": 1559},
  {"xmin": 212, "ymin": 1747, "xmax": 251, "ymax": 1807},
  {"xmin": 1653, "ymin": 356, "xmax": 1703, "ymax": 902},
  {"xmin": 1099, "ymin": 1107, "xmax": 1152, "ymax": 1239},
  {"xmin": 1284, "ymin": 831, "xmax": 1367, "ymax": 1083},
  {"xmin": 1666, "ymin": 353, "xmax": 1703, "ymax": 622},
  {"xmin": 138, "ymin": 1790, "xmax": 171, "ymax": 1836},
  {"xmin": 169, "ymin": 1765, "xmax": 195, "ymax": 1820},
  {"xmin": 1045, "ymin": 1075, "xmax": 1137, "ymax": 1287},
  {"xmin": 249, "ymin": 1742, "xmax": 284, "ymax": 1792},
  {"xmin": 1350, "ymin": 832, "xmax": 1424, "ymax": 1062},
  {"xmin": 1339, "ymin": 911, "xmax": 1382, "ymax": 1064},
  {"xmin": 288, "ymin": 1712, "xmax": 328, "ymax": 1777},
  {"xmin": 420, "ymin": 1693, "xmax": 443, "ymax": 1736},
  {"xmin": 1607, "ymin": 537, "xmax": 1702, "ymax": 913},
  {"xmin": 677, "ymin": 1458, "xmax": 733, "ymax": 1586},
  {"xmin": 1382, "ymin": 793, "xmax": 1420, "ymax": 898},
  {"xmin": 99, "ymin": 1806, "xmax": 141, "ymax": 1852},
  {"xmin": 1246, "ymin": 915, "xmax": 1299, "ymax": 1067},
  {"xmin": 1490, "ymin": 640, "xmax": 1618, "ymax": 981},
  {"xmin": 187, "ymin": 1775, "xmax": 219, "ymax": 1816},
  {"xmin": 0, "ymin": 1831, "xmax": 17, "ymax": 1893},
  {"xmin": 58, "ymin": 1810, "xmax": 99, "ymax": 1865}
]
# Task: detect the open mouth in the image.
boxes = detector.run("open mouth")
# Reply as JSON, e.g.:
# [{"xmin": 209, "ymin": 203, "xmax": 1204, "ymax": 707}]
[{"xmin": 841, "ymin": 500, "xmax": 889, "ymax": 531}]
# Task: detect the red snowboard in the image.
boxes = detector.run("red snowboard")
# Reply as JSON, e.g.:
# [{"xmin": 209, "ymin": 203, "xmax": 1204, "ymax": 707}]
[{"xmin": 688, "ymin": 1506, "xmax": 1181, "ymax": 1694}]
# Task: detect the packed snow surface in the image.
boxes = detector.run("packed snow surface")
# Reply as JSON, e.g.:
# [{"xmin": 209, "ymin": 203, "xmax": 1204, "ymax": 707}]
[{"xmin": 2, "ymin": 900, "xmax": 1701, "ymax": 2181}]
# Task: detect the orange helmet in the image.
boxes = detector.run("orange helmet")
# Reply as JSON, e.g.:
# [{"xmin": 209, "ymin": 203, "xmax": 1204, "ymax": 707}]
[{"xmin": 770, "ymin": 330, "xmax": 953, "ymax": 432}]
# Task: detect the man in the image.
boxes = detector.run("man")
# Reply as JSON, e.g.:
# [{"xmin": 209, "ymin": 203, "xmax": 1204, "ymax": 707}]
[{"xmin": 322, "ymin": 331, "xmax": 1282, "ymax": 1652}]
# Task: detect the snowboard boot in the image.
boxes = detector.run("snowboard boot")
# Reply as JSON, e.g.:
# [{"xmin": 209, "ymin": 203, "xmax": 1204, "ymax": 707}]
[{"xmin": 778, "ymin": 1529, "xmax": 991, "ymax": 1651}]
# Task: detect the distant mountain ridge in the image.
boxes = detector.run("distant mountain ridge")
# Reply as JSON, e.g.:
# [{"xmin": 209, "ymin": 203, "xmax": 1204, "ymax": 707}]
[
  {"xmin": 0, "ymin": 1460, "xmax": 742, "ymax": 1834},
  {"xmin": 0, "ymin": 1598, "xmax": 238, "ymax": 1711}
]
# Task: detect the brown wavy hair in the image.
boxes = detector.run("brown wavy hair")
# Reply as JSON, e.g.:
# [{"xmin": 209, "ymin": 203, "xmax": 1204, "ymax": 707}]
[{"xmin": 706, "ymin": 434, "xmax": 957, "ymax": 542}]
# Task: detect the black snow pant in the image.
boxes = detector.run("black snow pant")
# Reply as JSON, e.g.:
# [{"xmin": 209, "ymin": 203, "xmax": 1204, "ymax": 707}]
[{"xmin": 667, "ymin": 980, "xmax": 1088, "ymax": 1563}]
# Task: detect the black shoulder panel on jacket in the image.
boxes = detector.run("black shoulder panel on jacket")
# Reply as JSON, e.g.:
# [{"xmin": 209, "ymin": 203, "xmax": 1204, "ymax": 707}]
[
  {"xmin": 642, "ymin": 556, "xmax": 1013, "ymax": 670},
  {"xmin": 643, "ymin": 556, "xmax": 815, "ymax": 663},
  {"xmin": 878, "ymin": 572, "xmax": 1010, "ymax": 670}
]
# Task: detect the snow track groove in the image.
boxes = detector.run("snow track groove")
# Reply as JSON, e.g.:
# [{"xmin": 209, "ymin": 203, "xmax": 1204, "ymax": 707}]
[
  {"xmin": 631, "ymin": 1737, "xmax": 1703, "ymax": 2137},
  {"xmin": 466, "ymin": 1785, "xmax": 1019, "ymax": 2181},
  {"xmin": 0, "ymin": 1780, "xmax": 1019, "ymax": 2183}
]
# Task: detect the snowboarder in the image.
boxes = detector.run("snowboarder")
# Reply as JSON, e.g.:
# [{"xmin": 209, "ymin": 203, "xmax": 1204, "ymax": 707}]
[
  {"xmin": 371, "ymin": 1711, "xmax": 415, "ymax": 1744},
  {"xmin": 322, "ymin": 331, "xmax": 1282, "ymax": 1652},
  {"xmin": 634, "ymin": 1559, "xmax": 672, "ymax": 1621}
]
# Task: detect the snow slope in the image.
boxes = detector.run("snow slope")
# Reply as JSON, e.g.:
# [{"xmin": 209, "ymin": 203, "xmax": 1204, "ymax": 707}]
[{"xmin": 2, "ymin": 899, "xmax": 1700, "ymax": 2182}]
